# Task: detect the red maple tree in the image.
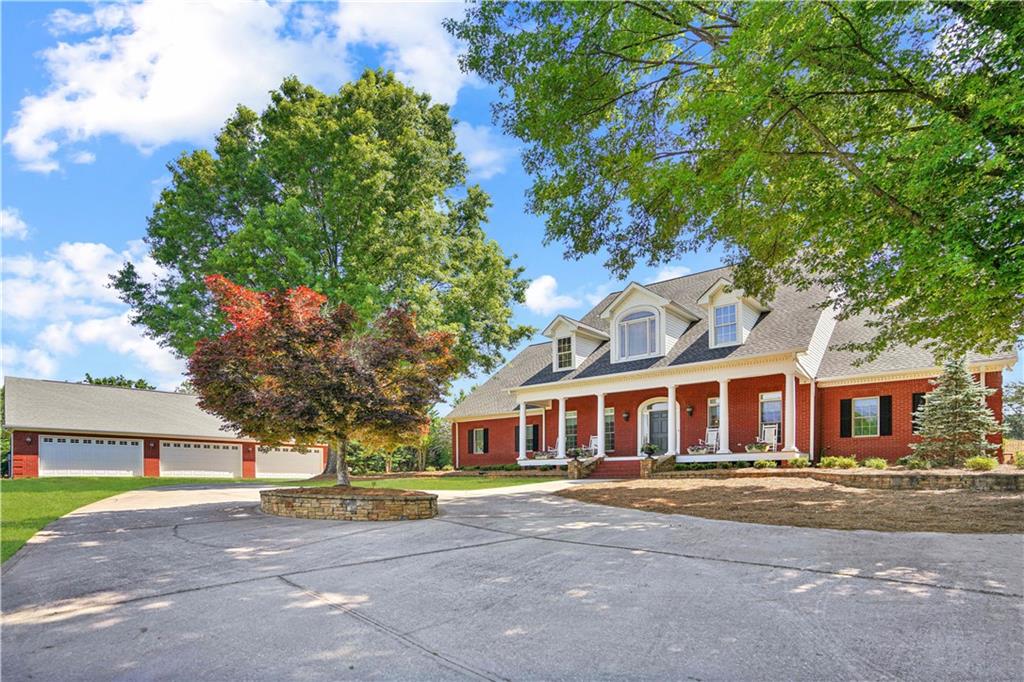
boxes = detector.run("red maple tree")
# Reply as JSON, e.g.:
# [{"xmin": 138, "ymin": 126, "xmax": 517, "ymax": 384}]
[{"xmin": 188, "ymin": 275, "xmax": 458, "ymax": 485}]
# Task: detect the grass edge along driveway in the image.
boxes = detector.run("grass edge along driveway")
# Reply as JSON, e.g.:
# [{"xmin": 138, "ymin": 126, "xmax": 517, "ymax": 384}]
[{"xmin": 0, "ymin": 475, "xmax": 554, "ymax": 563}]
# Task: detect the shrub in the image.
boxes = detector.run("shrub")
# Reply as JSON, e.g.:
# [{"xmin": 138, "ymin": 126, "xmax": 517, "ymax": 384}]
[
  {"xmin": 674, "ymin": 462, "xmax": 743, "ymax": 471},
  {"xmin": 861, "ymin": 457, "xmax": 887, "ymax": 470},
  {"xmin": 904, "ymin": 457, "xmax": 931, "ymax": 470},
  {"xmin": 820, "ymin": 455, "xmax": 858, "ymax": 469},
  {"xmin": 964, "ymin": 456, "xmax": 997, "ymax": 471},
  {"xmin": 788, "ymin": 457, "xmax": 810, "ymax": 468},
  {"xmin": 441, "ymin": 464, "xmax": 454, "ymax": 471},
  {"xmin": 425, "ymin": 466, "xmax": 437, "ymax": 472},
  {"xmin": 753, "ymin": 459, "xmax": 778, "ymax": 469},
  {"xmin": 1015, "ymin": 453, "xmax": 1024, "ymax": 469}
]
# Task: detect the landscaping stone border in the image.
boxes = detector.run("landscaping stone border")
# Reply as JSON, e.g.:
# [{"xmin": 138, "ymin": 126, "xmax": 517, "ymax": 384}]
[
  {"xmin": 353, "ymin": 469, "xmax": 567, "ymax": 480},
  {"xmin": 260, "ymin": 487, "xmax": 437, "ymax": 521},
  {"xmin": 653, "ymin": 468, "xmax": 1023, "ymax": 491}
]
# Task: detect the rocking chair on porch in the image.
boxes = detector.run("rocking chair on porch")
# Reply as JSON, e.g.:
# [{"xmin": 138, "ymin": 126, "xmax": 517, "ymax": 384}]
[
  {"xmin": 687, "ymin": 428, "xmax": 718, "ymax": 455},
  {"xmin": 535, "ymin": 437, "xmax": 562, "ymax": 459}
]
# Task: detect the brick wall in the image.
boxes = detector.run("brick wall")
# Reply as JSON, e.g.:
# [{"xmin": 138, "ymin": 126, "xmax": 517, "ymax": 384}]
[{"xmin": 11, "ymin": 430, "xmax": 39, "ymax": 478}]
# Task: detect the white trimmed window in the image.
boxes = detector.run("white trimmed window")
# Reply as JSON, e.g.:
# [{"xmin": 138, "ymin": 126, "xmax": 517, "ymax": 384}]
[
  {"xmin": 566, "ymin": 411, "xmax": 578, "ymax": 448},
  {"xmin": 618, "ymin": 310, "xmax": 657, "ymax": 359},
  {"xmin": 713, "ymin": 304, "xmax": 738, "ymax": 345},
  {"xmin": 759, "ymin": 391, "xmax": 782, "ymax": 443},
  {"xmin": 604, "ymin": 407, "xmax": 615, "ymax": 452},
  {"xmin": 707, "ymin": 397, "xmax": 720, "ymax": 428},
  {"xmin": 556, "ymin": 337, "xmax": 573, "ymax": 369},
  {"xmin": 471, "ymin": 428, "xmax": 486, "ymax": 454},
  {"xmin": 853, "ymin": 397, "xmax": 880, "ymax": 437}
]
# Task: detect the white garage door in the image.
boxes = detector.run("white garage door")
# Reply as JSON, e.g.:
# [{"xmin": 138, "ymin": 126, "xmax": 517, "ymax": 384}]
[
  {"xmin": 39, "ymin": 435, "xmax": 144, "ymax": 477},
  {"xmin": 256, "ymin": 446, "xmax": 324, "ymax": 479},
  {"xmin": 160, "ymin": 441, "xmax": 242, "ymax": 478}
]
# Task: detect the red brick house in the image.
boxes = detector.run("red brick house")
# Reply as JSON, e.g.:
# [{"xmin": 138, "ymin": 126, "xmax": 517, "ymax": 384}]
[
  {"xmin": 446, "ymin": 267, "xmax": 1014, "ymax": 475},
  {"xmin": 4, "ymin": 377, "xmax": 327, "ymax": 479}
]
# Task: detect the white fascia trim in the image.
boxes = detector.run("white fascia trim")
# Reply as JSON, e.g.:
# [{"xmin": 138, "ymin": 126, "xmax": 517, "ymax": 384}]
[
  {"xmin": 816, "ymin": 359, "xmax": 1016, "ymax": 387},
  {"xmin": 542, "ymin": 315, "xmax": 609, "ymax": 340},
  {"xmin": 447, "ymin": 408, "xmax": 546, "ymax": 423},
  {"xmin": 5, "ymin": 425, "xmax": 256, "ymax": 442},
  {"xmin": 508, "ymin": 348, "xmax": 805, "ymax": 399}
]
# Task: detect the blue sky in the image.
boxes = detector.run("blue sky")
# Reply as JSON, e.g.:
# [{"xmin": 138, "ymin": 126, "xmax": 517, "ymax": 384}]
[{"xmin": 2, "ymin": 2, "xmax": 1018, "ymax": 399}]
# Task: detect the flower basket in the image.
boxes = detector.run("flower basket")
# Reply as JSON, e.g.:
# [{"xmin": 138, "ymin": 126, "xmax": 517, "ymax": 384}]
[
  {"xmin": 744, "ymin": 442, "xmax": 771, "ymax": 453},
  {"xmin": 687, "ymin": 444, "xmax": 714, "ymax": 455}
]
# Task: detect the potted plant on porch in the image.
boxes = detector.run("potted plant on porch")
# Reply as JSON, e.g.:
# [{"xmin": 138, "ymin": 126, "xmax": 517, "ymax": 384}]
[
  {"xmin": 744, "ymin": 440, "xmax": 772, "ymax": 453},
  {"xmin": 641, "ymin": 442, "xmax": 657, "ymax": 457}
]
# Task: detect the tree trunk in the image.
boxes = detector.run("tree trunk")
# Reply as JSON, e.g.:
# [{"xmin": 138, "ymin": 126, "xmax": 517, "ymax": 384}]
[
  {"xmin": 384, "ymin": 454, "xmax": 392, "ymax": 474},
  {"xmin": 322, "ymin": 445, "xmax": 339, "ymax": 476},
  {"xmin": 335, "ymin": 438, "xmax": 351, "ymax": 486},
  {"xmin": 416, "ymin": 443, "xmax": 428, "ymax": 471}
]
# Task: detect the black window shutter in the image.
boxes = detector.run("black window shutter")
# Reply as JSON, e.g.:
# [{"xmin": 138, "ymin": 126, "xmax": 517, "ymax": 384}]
[
  {"xmin": 531, "ymin": 424, "xmax": 539, "ymax": 451},
  {"xmin": 468, "ymin": 429, "xmax": 474, "ymax": 454},
  {"xmin": 911, "ymin": 393, "xmax": 926, "ymax": 433},
  {"xmin": 879, "ymin": 395, "xmax": 893, "ymax": 436},
  {"xmin": 482, "ymin": 429, "xmax": 489, "ymax": 453},
  {"xmin": 839, "ymin": 399, "xmax": 852, "ymax": 438},
  {"xmin": 514, "ymin": 424, "xmax": 519, "ymax": 450}
]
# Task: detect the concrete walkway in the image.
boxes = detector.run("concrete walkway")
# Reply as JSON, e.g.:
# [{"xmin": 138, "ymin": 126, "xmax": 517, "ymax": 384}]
[{"xmin": 2, "ymin": 483, "xmax": 1021, "ymax": 680}]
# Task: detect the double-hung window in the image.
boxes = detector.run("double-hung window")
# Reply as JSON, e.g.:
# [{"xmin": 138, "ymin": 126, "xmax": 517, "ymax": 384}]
[
  {"xmin": 556, "ymin": 337, "xmax": 573, "ymax": 369},
  {"xmin": 713, "ymin": 304, "xmax": 738, "ymax": 345},
  {"xmin": 471, "ymin": 428, "xmax": 487, "ymax": 454},
  {"xmin": 604, "ymin": 408, "xmax": 615, "ymax": 452},
  {"xmin": 759, "ymin": 391, "xmax": 782, "ymax": 443},
  {"xmin": 853, "ymin": 397, "xmax": 880, "ymax": 437},
  {"xmin": 618, "ymin": 310, "xmax": 657, "ymax": 359},
  {"xmin": 707, "ymin": 397, "xmax": 720, "ymax": 428},
  {"xmin": 566, "ymin": 411, "xmax": 578, "ymax": 448}
]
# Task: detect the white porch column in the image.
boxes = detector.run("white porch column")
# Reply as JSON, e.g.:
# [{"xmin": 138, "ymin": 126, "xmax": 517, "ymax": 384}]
[
  {"xmin": 666, "ymin": 385, "xmax": 677, "ymax": 455},
  {"xmin": 595, "ymin": 393, "xmax": 606, "ymax": 456},
  {"xmin": 557, "ymin": 398, "xmax": 567, "ymax": 458},
  {"xmin": 783, "ymin": 371, "xmax": 798, "ymax": 453},
  {"xmin": 518, "ymin": 402, "xmax": 527, "ymax": 460},
  {"xmin": 717, "ymin": 379, "xmax": 731, "ymax": 453},
  {"xmin": 809, "ymin": 380, "xmax": 817, "ymax": 462}
]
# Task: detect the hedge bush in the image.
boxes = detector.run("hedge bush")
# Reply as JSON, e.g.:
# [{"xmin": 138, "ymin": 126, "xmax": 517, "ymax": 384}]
[
  {"xmin": 820, "ymin": 455, "xmax": 858, "ymax": 469},
  {"xmin": 788, "ymin": 457, "xmax": 810, "ymax": 468},
  {"xmin": 964, "ymin": 456, "xmax": 997, "ymax": 471},
  {"xmin": 753, "ymin": 459, "xmax": 778, "ymax": 469},
  {"xmin": 1015, "ymin": 453, "xmax": 1024, "ymax": 469},
  {"xmin": 861, "ymin": 457, "xmax": 888, "ymax": 470}
]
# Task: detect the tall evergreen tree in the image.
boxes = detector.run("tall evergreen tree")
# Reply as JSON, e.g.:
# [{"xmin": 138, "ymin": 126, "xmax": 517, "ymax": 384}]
[{"xmin": 912, "ymin": 358, "xmax": 1002, "ymax": 466}]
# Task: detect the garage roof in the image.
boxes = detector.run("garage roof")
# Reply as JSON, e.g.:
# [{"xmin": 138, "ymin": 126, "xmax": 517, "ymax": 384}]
[{"xmin": 2, "ymin": 376, "xmax": 250, "ymax": 441}]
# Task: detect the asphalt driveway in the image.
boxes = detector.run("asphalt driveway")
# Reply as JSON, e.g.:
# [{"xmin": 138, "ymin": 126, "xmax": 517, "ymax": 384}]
[{"xmin": 2, "ymin": 482, "xmax": 1021, "ymax": 681}]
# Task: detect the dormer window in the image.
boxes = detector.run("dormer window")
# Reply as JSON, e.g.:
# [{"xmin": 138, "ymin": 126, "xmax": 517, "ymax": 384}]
[
  {"xmin": 618, "ymin": 310, "xmax": 657, "ymax": 359},
  {"xmin": 713, "ymin": 304, "xmax": 738, "ymax": 345},
  {"xmin": 556, "ymin": 337, "xmax": 573, "ymax": 370}
]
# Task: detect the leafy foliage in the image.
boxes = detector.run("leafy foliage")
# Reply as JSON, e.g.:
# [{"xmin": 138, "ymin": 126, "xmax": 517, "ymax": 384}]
[
  {"xmin": 861, "ymin": 457, "xmax": 888, "ymax": 470},
  {"xmin": 752, "ymin": 459, "xmax": 778, "ymax": 468},
  {"xmin": 188, "ymin": 276, "xmax": 458, "ymax": 484},
  {"xmin": 84, "ymin": 374, "xmax": 155, "ymax": 390},
  {"xmin": 820, "ymin": 455, "xmax": 858, "ymax": 469},
  {"xmin": 115, "ymin": 70, "xmax": 530, "ymax": 376},
  {"xmin": 788, "ymin": 457, "xmax": 810, "ymax": 468},
  {"xmin": 963, "ymin": 455, "xmax": 997, "ymax": 471},
  {"xmin": 449, "ymin": 2, "xmax": 1024, "ymax": 358},
  {"xmin": 1004, "ymin": 381, "xmax": 1024, "ymax": 439},
  {"xmin": 912, "ymin": 357, "xmax": 1002, "ymax": 465}
]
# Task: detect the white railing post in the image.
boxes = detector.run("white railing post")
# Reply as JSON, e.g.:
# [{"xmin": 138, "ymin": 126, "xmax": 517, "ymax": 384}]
[
  {"xmin": 717, "ymin": 379, "xmax": 732, "ymax": 453},
  {"xmin": 518, "ymin": 402, "xmax": 527, "ymax": 460},
  {"xmin": 596, "ymin": 392, "xmax": 606, "ymax": 456},
  {"xmin": 783, "ymin": 371, "xmax": 798, "ymax": 453},
  {"xmin": 667, "ymin": 384, "xmax": 677, "ymax": 455},
  {"xmin": 557, "ymin": 398, "xmax": 567, "ymax": 459}
]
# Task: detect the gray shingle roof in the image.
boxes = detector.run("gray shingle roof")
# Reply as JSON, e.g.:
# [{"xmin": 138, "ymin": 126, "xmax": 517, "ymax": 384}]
[
  {"xmin": 447, "ymin": 266, "xmax": 1017, "ymax": 419},
  {"xmin": 3, "ymin": 376, "xmax": 247, "ymax": 440}
]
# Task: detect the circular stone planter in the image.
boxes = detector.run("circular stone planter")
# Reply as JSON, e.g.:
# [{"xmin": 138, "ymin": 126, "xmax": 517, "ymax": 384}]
[{"xmin": 260, "ymin": 486, "xmax": 437, "ymax": 521}]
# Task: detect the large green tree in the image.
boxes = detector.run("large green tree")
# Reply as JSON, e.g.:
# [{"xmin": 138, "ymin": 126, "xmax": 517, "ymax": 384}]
[
  {"xmin": 449, "ymin": 1, "xmax": 1023, "ymax": 358},
  {"xmin": 116, "ymin": 70, "xmax": 529, "ymax": 375},
  {"xmin": 83, "ymin": 374, "xmax": 156, "ymax": 390}
]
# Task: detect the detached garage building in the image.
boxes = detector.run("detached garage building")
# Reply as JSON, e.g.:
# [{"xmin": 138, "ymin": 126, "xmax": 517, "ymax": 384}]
[{"xmin": 4, "ymin": 376, "xmax": 327, "ymax": 479}]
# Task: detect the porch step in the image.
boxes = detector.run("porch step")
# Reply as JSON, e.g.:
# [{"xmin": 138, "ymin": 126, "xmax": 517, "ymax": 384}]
[{"xmin": 588, "ymin": 460, "xmax": 642, "ymax": 479}]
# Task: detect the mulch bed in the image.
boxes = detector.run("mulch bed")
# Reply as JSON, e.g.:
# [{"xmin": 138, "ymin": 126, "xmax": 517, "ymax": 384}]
[
  {"xmin": 275, "ymin": 485, "xmax": 429, "ymax": 498},
  {"xmin": 556, "ymin": 478, "xmax": 1024, "ymax": 534}
]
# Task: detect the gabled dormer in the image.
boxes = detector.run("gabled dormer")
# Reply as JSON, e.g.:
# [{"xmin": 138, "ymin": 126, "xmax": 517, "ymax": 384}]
[
  {"xmin": 696, "ymin": 278, "xmax": 770, "ymax": 348},
  {"xmin": 541, "ymin": 315, "xmax": 609, "ymax": 372},
  {"xmin": 598, "ymin": 282, "xmax": 699, "ymax": 364}
]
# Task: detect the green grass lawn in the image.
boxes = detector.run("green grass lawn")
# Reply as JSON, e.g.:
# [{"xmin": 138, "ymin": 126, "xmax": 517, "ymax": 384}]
[{"xmin": 0, "ymin": 475, "xmax": 555, "ymax": 563}]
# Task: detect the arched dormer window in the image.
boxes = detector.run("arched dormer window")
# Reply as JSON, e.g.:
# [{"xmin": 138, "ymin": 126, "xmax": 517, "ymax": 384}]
[{"xmin": 617, "ymin": 309, "xmax": 658, "ymax": 360}]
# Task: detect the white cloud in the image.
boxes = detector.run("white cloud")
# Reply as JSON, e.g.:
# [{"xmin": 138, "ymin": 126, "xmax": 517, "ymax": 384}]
[
  {"xmin": 1, "ymin": 207, "xmax": 30, "ymax": 240},
  {"xmin": 6, "ymin": 1, "xmax": 474, "ymax": 172},
  {"xmin": 455, "ymin": 122, "xmax": 517, "ymax": 180},
  {"xmin": 653, "ymin": 264, "xmax": 692, "ymax": 281},
  {"xmin": 334, "ymin": 1, "xmax": 471, "ymax": 106},
  {"xmin": 584, "ymin": 282, "xmax": 619, "ymax": 307},
  {"xmin": 70, "ymin": 150, "xmax": 96, "ymax": 165},
  {"xmin": 524, "ymin": 275, "xmax": 581, "ymax": 316},
  {"xmin": 1, "ymin": 239, "xmax": 184, "ymax": 387}
]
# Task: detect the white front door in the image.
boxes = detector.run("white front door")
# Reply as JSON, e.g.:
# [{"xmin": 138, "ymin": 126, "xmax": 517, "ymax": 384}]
[
  {"xmin": 159, "ymin": 441, "xmax": 242, "ymax": 478},
  {"xmin": 39, "ymin": 435, "xmax": 144, "ymax": 477}
]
